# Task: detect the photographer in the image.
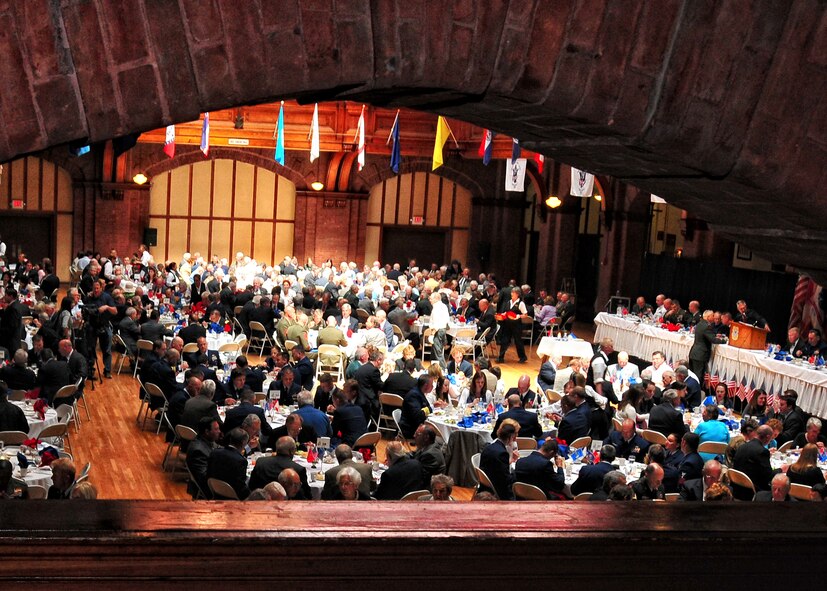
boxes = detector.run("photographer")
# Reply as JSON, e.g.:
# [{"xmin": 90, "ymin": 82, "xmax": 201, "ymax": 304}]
[{"xmin": 84, "ymin": 278, "xmax": 117, "ymax": 379}]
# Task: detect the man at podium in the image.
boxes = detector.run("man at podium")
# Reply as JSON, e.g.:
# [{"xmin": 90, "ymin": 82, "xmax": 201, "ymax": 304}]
[{"xmin": 734, "ymin": 300, "xmax": 770, "ymax": 332}]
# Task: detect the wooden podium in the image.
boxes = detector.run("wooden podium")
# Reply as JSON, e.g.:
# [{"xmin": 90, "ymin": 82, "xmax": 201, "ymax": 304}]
[{"xmin": 729, "ymin": 321, "xmax": 769, "ymax": 350}]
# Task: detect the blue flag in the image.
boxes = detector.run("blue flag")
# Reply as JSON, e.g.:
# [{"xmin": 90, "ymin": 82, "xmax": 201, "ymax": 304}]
[
  {"xmin": 511, "ymin": 138, "xmax": 521, "ymax": 160},
  {"xmin": 200, "ymin": 113, "xmax": 210, "ymax": 157},
  {"xmin": 390, "ymin": 112, "xmax": 401, "ymax": 173},
  {"xmin": 478, "ymin": 129, "xmax": 494, "ymax": 166},
  {"xmin": 274, "ymin": 102, "xmax": 285, "ymax": 165}
]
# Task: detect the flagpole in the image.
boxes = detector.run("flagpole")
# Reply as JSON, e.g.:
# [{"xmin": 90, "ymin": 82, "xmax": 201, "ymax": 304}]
[{"xmin": 386, "ymin": 110, "xmax": 400, "ymax": 145}]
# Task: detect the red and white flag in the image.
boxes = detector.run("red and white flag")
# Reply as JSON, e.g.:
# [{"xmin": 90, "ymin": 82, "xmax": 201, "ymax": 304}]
[
  {"xmin": 309, "ymin": 103, "xmax": 320, "ymax": 163},
  {"xmin": 355, "ymin": 105, "xmax": 365, "ymax": 171},
  {"xmin": 789, "ymin": 274, "xmax": 823, "ymax": 335},
  {"xmin": 163, "ymin": 125, "xmax": 175, "ymax": 158},
  {"xmin": 533, "ymin": 153, "xmax": 545, "ymax": 174}
]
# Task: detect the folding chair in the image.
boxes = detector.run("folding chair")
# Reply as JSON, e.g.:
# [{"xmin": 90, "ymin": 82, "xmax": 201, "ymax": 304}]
[
  {"xmin": 400, "ymin": 489, "xmax": 429, "ymax": 501},
  {"xmin": 135, "ymin": 339, "xmax": 153, "ymax": 378},
  {"xmin": 112, "ymin": 333, "xmax": 135, "ymax": 375},
  {"xmin": 513, "ymin": 482, "xmax": 547, "ymax": 501},
  {"xmin": 247, "ymin": 321, "xmax": 273, "ymax": 356},
  {"xmin": 143, "ymin": 382, "xmax": 169, "ymax": 435},
  {"xmin": 208, "ymin": 478, "xmax": 239, "ymax": 500},
  {"xmin": 727, "ymin": 468, "xmax": 756, "ymax": 501},
  {"xmin": 453, "ymin": 327, "xmax": 477, "ymax": 363},
  {"xmin": 316, "ymin": 345, "xmax": 345, "ymax": 383},
  {"xmin": 642, "ymin": 430, "xmax": 668, "ymax": 445}
]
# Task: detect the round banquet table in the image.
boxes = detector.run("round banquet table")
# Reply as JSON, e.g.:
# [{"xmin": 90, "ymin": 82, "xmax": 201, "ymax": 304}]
[
  {"xmin": 2, "ymin": 446, "xmax": 54, "ymax": 489},
  {"xmin": 11, "ymin": 400, "xmax": 58, "ymax": 438}
]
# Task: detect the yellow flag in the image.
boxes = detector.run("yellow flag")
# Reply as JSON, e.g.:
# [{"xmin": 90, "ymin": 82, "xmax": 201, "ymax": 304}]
[{"xmin": 432, "ymin": 116, "xmax": 450, "ymax": 170}]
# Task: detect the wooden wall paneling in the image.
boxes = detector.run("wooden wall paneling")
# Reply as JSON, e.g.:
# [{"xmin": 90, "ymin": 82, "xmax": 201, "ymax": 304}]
[
  {"xmin": 270, "ymin": 168, "xmax": 279, "ymax": 260},
  {"xmin": 382, "ymin": 176, "xmax": 395, "ymax": 224},
  {"xmin": 186, "ymin": 164, "xmax": 193, "ymax": 252},
  {"xmin": 168, "ymin": 166, "xmax": 189, "ymax": 217},
  {"xmin": 42, "ymin": 160, "xmax": 55, "ymax": 211},
  {"xmin": 229, "ymin": 160, "xmax": 237, "ymax": 257},
  {"xmin": 254, "ymin": 223, "xmax": 273, "ymax": 265},
  {"xmin": 274, "ymin": 222, "xmax": 294, "ymax": 260},
  {"xmin": 426, "ymin": 174, "xmax": 440, "ymax": 226},
  {"xmin": 211, "ymin": 220, "xmax": 231, "ymax": 259},
  {"xmin": 394, "ymin": 171, "xmax": 406, "ymax": 225},
  {"xmin": 10, "ymin": 159, "xmax": 24, "ymax": 204},
  {"xmin": 212, "ymin": 161, "xmax": 233, "ymax": 217},
  {"xmin": 276, "ymin": 176, "xmax": 295, "ymax": 220},
  {"xmin": 56, "ymin": 215, "xmax": 72, "ymax": 272},
  {"xmin": 167, "ymin": 219, "xmax": 189, "ymax": 261},
  {"xmin": 25, "ymin": 157, "xmax": 38, "ymax": 208},
  {"xmin": 190, "ymin": 220, "xmax": 210, "ymax": 257}
]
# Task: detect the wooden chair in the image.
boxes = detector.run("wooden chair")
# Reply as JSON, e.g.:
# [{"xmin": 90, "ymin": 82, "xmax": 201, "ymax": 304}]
[
  {"xmin": 247, "ymin": 321, "xmax": 274, "ymax": 356},
  {"xmin": 378, "ymin": 393, "xmax": 404, "ymax": 437},
  {"xmin": 777, "ymin": 440, "xmax": 794, "ymax": 453},
  {"xmin": 39, "ymin": 422, "xmax": 69, "ymax": 450},
  {"xmin": 207, "ymin": 478, "xmax": 240, "ymax": 500},
  {"xmin": 513, "ymin": 482, "xmax": 547, "ymax": 501},
  {"xmin": 26, "ymin": 485, "xmax": 48, "ymax": 500},
  {"xmin": 727, "ymin": 468, "xmax": 756, "ymax": 501},
  {"xmin": 143, "ymin": 382, "xmax": 168, "ymax": 435},
  {"xmin": 316, "ymin": 344, "xmax": 345, "ymax": 383},
  {"xmin": 516, "ymin": 437, "xmax": 538, "ymax": 451},
  {"xmin": 569, "ymin": 436, "xmax": 592, "ymax": 449},
  {"xmin": 453, "ymin": 327, "xmax": 477, "ymax": 362},
  {"xmin": 0, "ymin": 431, "xmax": 28, "ymax": 445},
  {"xmin": 545, "ymin": 389, "xmax": 562, "ymax": 405},
  {"xmin": 573, "ymin": 492, "xmax": 593, "ymax": 500},
  {"xmin": 420, "ymin": 328, "xmax": 437, "ymax": 364},
  {"xmin": 400, "ymin": 489, "xmax": 429, "ymax": 501},
  {"xmin": 790, "ymin": 483, "xmax": 813, "ymax": 501},
  {"xmin": 112, "ymin": 333, "xmax": 135, "ymax": 375},
  {"xmin": 641, "ymin": 429, "xmax": 668, "ymax": 445},
  {"xmin": 135, "ymin": 339, "xmax": 154, "ymax": 378},
  {"xmin": 698, "ymin": 441, "xmax": 728, "ymax": 457}
]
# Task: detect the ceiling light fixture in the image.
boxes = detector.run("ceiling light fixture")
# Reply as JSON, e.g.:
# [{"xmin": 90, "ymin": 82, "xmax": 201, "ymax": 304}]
[
  {"xmin": 311, "ymin": 181, "xmax": 325, "ymax": 191},
  {"xmin": 133, "ymin": 173, "xmax": 148, "ymax": 185},
  {"xmin": 545, "ymin": 195, "xmax": 561, "ymax": 208}
]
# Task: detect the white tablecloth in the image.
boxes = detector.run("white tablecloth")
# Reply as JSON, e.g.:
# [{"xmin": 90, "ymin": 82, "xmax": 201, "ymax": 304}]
[
  {"xmin": 12, "ymin": 401, "xmax": 58, "ymax": 438},
  {"xmin": 3, "ymin": 446, "xmax": 53, "ymax": 489},
  {"xmin": 536, "ymin": 337, "xmax": 595, "ymax": 359},
  {"xmin": 594, "ymin": 312, "xmax": 827, "ymax": 417}
]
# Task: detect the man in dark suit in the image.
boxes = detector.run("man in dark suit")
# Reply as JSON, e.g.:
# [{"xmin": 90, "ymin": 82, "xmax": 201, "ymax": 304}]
[
  {"xmin": 475, "ymin": 299, "xmax": 497, "ymax": 345},
  {"xmin": 290, "ymin": 346, "xmax": 314, "ymax": 392},
  {"xmin": 247, "ymin": 297, "xmax": 276, "ymax": 338},
  {"xmin": 555, "ymin": 390, "xmax": 591, "ymax": 445},
  {"xmin": 373, "ymin": 441, "xmax": 425, "ymax": 500},
  {"xmin": 184, "ymin": 337, "xmax": 220, "ymax": 368},
  {"xmin": 603, "ymin": 418, "xmax": 649, "ymax": 462},
  {"xmin": 36, "ymin": 350, "xmax": 73, "ymax": 405},
  {"xmin": 514, "ymin": 438, "xmax": 566, "ymax": 499},
  {"xmin": 398, "ymin": 375, "xmax": 434, "ymax": 439},
  {"xmin": 222, "ymin": 388, "xmax": 271, "ymax": 441},
  {"xmin": 479, "ymin": 419, "xmax": 519, "ymax": 500},
  {"xmin": 354, "ymin": 349, "xmax": 384, "ymax": 422},
  {"xmin": 688, "ymin": 310, "xmax": 727, "ymax": 380},
  {"xmin": 0, "ymin": 289, "xmax": 28, "ymax": 353},
  {"xmin": 754, "ymin": 474, "xmax": 796, "ymax": 502},
  {"xmin": 117, "ymin": 307, "xmax": 141, "ymax": 358},
  {"xmin": 410, "ymin": 423, "xmax": 445, "ymax": 480},
  {"xmin": 672, "ymin": 366, "xmax": 703, "ymax": 410},
  {"xmin": 268, "ymin": 366, "xmax": 301, "ymax": 406},
  {"xmin": 772, "ymin": 390, "xmax": 807, "ymax": 445},
  {"xmin": 678, "ymin": 432, "xmax": 704, "ymax": 483},
  {"xmin": 0, "ymin": 386, "xmax": 28, "ymax": 433},
  {"xmin": 180, "ymin": 377, "xmax": 221, "ymax": 432},
  {"xmin": 269, "ymin": 413, "xmax": 318, "ymax": 452},
  {"xmin": 382, "ymin": 359, "xmax": 417, "ymax": 396},
  {"xmin": 504, "ymin": 374, "xmax": 538, "ymax": 409},
  {"xmin": 733, "ymin": 424, "xmax": 780, "ymax": 494},
  {"xmin": 492, "ymin": 393, "xmax": 542, "ymax": 440},
  {"xmin": 647, "ymin": 390, "xmax": 687, "ymax": 438},
  {"xmin": 734, "ymin": 299, "xmax": 769, "ymax": 331},
  {"xmin": 140, "ymin": 309, "xmax": 173, "ymax": 343},
  {"xmin": 186, "ymin": 416, "xmax": 221, "ymax": 499},
  {"xmin": 177, "ymin": 311, "xmax": 207, "ymax": 345},
  {"xmin": 321, "ymin": 443, "xmax": 375, "ymax": 499},
  {"xmin": 205, "ymin": 427, "xmax": 250, "ymax": 499},
  {"xmin": 331, "ymin": 388, "xmax": 368, "ymax": 447},
  {"xmin": 570, "ymin": 444, "xmax": 617, "ymax": 496},
  {"xmin": 147, "ymin": 349, "xmax": 183, "ymax": 401},
  {"xmin": 58, "ymin": 339, "xmax": 88, "ymax": 392},
  {"xmin": 678, "ymin": 459, "xmax": 724, "ymax": 501},
  {"xmin": 248, "ymin": 435, "xmax": 311, "ymax": 498},
  {"xmin": 0, "ymin": 349, "xmax": 36, "ymax": 391}
]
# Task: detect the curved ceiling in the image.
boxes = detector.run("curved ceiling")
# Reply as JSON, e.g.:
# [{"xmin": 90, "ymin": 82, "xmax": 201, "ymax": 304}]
[{"xmin": 0, "ymin": 1, "xmax": 824, "ymax": 278}]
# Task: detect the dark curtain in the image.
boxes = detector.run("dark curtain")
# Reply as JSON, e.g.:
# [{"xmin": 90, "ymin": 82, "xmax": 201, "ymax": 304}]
[{"xmin": 638, "ymin": 254, "xmax": 796, "ymax": 343}]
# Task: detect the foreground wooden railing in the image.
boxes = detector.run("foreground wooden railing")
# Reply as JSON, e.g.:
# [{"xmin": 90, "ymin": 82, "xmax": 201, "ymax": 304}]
[{"xmin": 0, "ymin": 501, "xmax": 825, "ymax": 588}]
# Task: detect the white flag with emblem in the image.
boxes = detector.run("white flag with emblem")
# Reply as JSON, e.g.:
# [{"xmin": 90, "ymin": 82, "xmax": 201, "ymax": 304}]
[
  {"xmin": 505, "ymin": 158, "xmax": 527, "ymax": 192},
  {"xmin": 570, "ymin": 167, "xmax": 595, "ymax": 197}
]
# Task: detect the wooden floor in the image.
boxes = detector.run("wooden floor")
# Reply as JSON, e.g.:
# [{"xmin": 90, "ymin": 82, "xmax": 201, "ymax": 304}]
[{"xmin": 73, "ymin": 322, "xmax": 595, "ymax": 500}]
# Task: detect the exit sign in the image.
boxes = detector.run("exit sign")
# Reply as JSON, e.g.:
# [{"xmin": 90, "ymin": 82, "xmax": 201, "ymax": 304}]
[
  {"xmin": 411, "ymin": 215, "xmax": 424, "ymax": 225},
  {"xmin": 10, "ymin": 199, "xmax": 24, "ymax": 209}
]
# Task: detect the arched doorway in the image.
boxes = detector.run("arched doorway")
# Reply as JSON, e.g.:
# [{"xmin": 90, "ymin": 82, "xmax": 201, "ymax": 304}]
[
  {"xmin": 365, "ymin": 172, "xmax": 471, "ymax": 269},
  {"xmin": 148, "ymin": 159, "xmax": 296, "ymax": 264}
]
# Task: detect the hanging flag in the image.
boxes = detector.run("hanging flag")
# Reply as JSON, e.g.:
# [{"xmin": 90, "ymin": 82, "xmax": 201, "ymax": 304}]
[
  {"xmin": 309, "ymin": 103, "xmax": 320, "ymax": 163},
  {"xmin": 505, "ymin": 158, "xmax": 527, "ymax": 192},
  {"xmin": 200, "ymin": 113, "xmax": 210, "ymax": 157},
  {"xmin": 533, "ymin": 153, "xmax": 545, "ymax": 174},
  {"xmin": 355, "ymin": 105, "xmax": 366, "ymax": 171},
  {"xmin": 789, "ymin": 274, "xmax": 824, "ymax": 336},
  {"xmin": 511, "ymin": 138, "xmax": 521, "ymax": 160},
  {"xmin": 274, "ymin": 101, "xmax": 285, "ymax": 165},
  {"xmin": 570, "ymin": 167, "xmax": 594, "ymax": 197},
  {"xmin": 163, "ymin": 125, "xmax": 175, "ymax": 159},
  {"xmin": 478, "ymin": 129, "xmax": 494, "ymax": 166},
  {"xmin": 432, "ymin": 116, "xmax": 451, "ymax": 170},
  {"xmin": 388, "ymin": 110, "xmax": 401, "ymax": 174}
]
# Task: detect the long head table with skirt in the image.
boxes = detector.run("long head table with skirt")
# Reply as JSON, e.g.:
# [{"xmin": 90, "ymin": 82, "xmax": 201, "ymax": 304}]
[{"xmin": 594, "ymin": 312, "xmax": 827, "ymax": 418}]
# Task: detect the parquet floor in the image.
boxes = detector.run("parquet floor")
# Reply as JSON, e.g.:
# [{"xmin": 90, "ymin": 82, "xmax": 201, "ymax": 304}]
[{"xmin": 70, "ymin": 316, "xmax": 594, "ymax": 501}]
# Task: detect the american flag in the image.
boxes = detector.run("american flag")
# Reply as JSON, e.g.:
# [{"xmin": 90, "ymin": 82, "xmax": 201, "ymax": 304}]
[
  {"xmin": 726, "ymin": 378, "xmax": 737, "ymax": 396},
  {"xmin": 789, "ymin": 274, "xmax": 823, "ymax": 334},
  {"xmin": 735, "ymin": 381, "xmax": 747, "ymax": 401}
]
